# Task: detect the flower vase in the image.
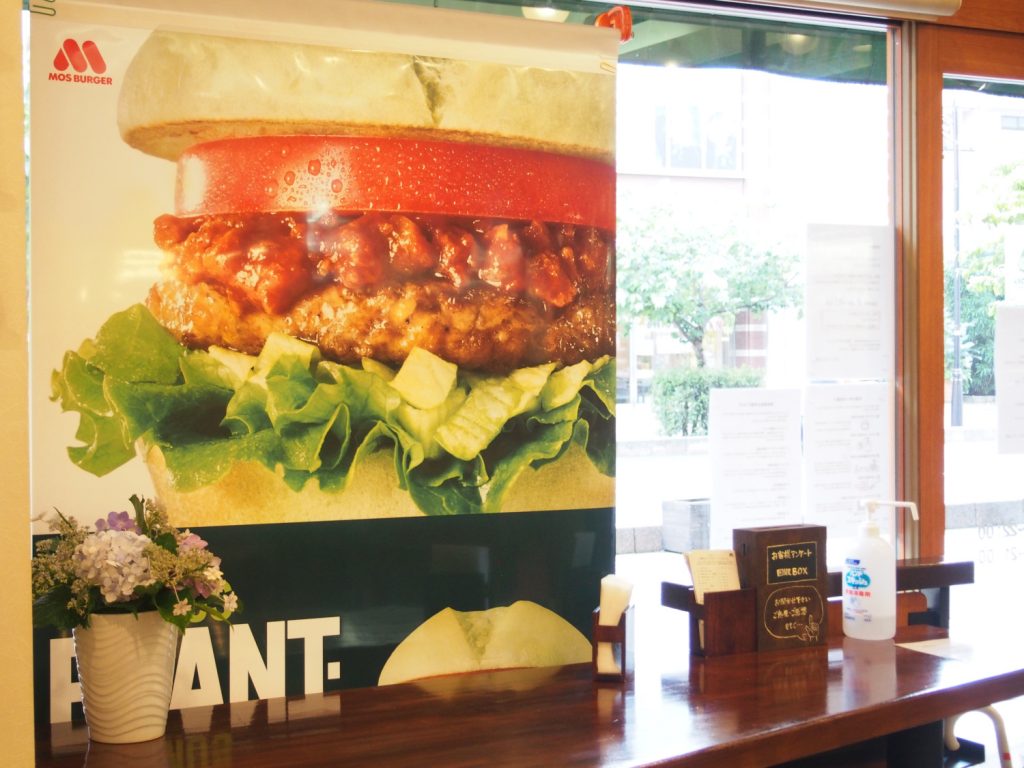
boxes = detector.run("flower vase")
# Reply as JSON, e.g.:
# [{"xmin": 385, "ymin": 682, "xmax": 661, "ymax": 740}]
[{"xmin": 72, "ymin": 611, "xmax": 179, "ymax": 744}]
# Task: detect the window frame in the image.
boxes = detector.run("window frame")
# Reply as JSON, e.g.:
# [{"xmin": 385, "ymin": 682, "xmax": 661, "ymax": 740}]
[{"xmin": 912, "ymin": 22, "xmax": 1024, "ymax": 557}]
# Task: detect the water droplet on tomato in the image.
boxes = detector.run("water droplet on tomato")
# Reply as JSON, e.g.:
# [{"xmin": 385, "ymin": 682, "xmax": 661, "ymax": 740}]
[
  {"xmin": 284, "ymin": 171, "xmax": 296, "ymax": 186},
  {"xmin": 308, "ymin": 159, "xmax": 322, "ymax": 176},
  {"xmin": 265, "ymin": 182, "xmax": 278, "ymax": 196},
  {"xmin": 331, "ymin": 178, "xmax": 343, "ymax": 193}
]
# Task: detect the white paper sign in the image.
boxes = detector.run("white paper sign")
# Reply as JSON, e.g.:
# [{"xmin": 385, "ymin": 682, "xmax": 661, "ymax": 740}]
[
  {"xmin": 804, "ymin": 382, "xmax": 893, "ymax": 537},
  {"xmin": 709, "ymin": 388, "xmax": 802, "ymax": 548},
  {"xmin": 806, "ymin": 224, "xmax": 894, "ymax": 381},
  {"xmin": 996, "ymin": 304, "xmax": 1024, "ymax": 453}
]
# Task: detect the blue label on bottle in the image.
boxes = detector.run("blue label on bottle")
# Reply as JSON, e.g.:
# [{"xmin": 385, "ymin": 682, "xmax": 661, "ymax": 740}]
[{"xmin": 845, "ymin": 569, "xmax": 870, "ymax": 589}]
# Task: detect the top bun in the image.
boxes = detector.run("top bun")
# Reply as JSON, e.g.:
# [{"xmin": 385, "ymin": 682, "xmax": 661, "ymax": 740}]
[{"xmin": 118, "ymin": 30, "xmax": 615, "ymax": 162}]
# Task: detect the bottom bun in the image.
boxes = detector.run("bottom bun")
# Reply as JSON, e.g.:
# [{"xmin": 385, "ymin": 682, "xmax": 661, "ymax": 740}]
[
  {"xmin": 378, "ymin": 600, "xmax": 591, "ymax": 686},
  {"xmin": 145, "ymin": 441, "xmax": 613, "ymax": 527}
]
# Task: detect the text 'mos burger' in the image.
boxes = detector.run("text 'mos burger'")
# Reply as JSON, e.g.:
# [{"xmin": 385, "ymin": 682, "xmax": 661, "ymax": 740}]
[{"xmin": 52, "ymin": 27, "xmax": 617, "ymax": 525}]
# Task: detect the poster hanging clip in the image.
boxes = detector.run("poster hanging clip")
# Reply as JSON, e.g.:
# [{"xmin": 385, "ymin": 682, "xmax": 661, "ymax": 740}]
[{"xmin": 594, "ymin": 6, "xmax": 633, "ymax": 43}]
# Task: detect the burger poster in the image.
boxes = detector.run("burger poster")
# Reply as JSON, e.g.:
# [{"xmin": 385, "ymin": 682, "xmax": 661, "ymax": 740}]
[{"xmin": 29, "ymin": 0, "xmax": 618, "ymax": 733}]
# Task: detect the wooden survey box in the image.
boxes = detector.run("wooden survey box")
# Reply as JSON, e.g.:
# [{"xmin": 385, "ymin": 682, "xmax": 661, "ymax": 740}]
[{"xmin": 733, "ymin": 525, "xmax": 828, "ymax": 651}]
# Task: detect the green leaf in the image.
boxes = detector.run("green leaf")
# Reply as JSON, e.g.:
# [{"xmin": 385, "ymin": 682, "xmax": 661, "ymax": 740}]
[
  {"xmin": 408, "ymin": 478, "xmax": 483, "ymax": 516},
  {"xmin": 580, "ymin": 405, "xmax": 616, "ymax": 476},
  {"xmin": 206, "ymin": 347, "xmax": 257, "ymax": 388},
  {"xmin": 435, "ymin": 363, "xmax": 555, "ymax": 461},
  {"xmin": 180, "ymin": 351, "xmax": 242, "ymax": 391},
  {"xmin": 66, "ymin": 407, "xmax": 136, "ymax": 476},
  {"xmin": 389, "ymin": 347, "xmax": 458, "ymax": 410},
  {"xmin": 155, "ymin": 430, "xmax": 282, "ymax": 491},
  {"xmin": 540, "ymin": 360, "xmax": 592, "ymax": 410},
  {"xmin": 85, "ymin": 304, "xmax": 185, "ymax": 385},
  {"xmin": 105, "ymin": 378, "xmax": 231, "ymax": 444},
  {"xmin": 581, "ymin": 357, "xmax": 616, "ymax": 416},
  {"xmin": 51, "ymin": 351, "xmax": 107, "ymax": 415},
  {"xmin": 317, "ymin": 362, "xmax": 399, "ymax": 423},
  {"xmin": 33, "ymin": 586, "xmax": 80, "ymax": 631},
  {"xmin": 483, "ymin": 421, "xmax": 575, "ymax": 513},
  {"xmin": 222, "ymin": 380, "xmax": 272, "ymax": 435},
  {"xmin": 52, "ymin": 305, "xmax": 616, "ymax": 516}
]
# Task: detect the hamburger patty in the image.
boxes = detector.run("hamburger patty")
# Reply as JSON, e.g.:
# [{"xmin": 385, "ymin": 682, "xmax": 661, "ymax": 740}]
[
  {"xmin": 150, "ymin": 210, "xmax": 615, "ymax": 371},
  {"xmin": 147, "ymin": 278, "xmax": 615, "ymax": 373}
]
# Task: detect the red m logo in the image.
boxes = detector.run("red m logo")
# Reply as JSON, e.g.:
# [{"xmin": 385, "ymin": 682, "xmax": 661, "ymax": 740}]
[{"xmin": 53, "ymin": 39, "xmax": 106, "ymax": 74}]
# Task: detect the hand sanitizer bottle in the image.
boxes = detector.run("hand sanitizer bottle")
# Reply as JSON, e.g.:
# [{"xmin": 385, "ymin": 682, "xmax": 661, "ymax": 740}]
[{"xmin": 842, "ymin": 500, "xmax": 919, "ymax": 641}]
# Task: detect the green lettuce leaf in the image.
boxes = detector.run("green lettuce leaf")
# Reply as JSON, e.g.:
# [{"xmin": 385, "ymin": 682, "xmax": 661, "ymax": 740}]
[
  {"xmin": 85, "ymin": 303, "xmax": 185, "ymax": 385},
  {"xmin": 483, "ymin": 421, "xmax": 576, "ymax": 513},
  {"xmin": 434, "ymin": 363, "xmax": 555, "ymax": 461},
  {"xmin": 157, "ymin": 430, "xmax": 282, "ymax": 490},
  {"xmin": 51, "ymin": 304, "xmax": 616, "ymax": 515}
]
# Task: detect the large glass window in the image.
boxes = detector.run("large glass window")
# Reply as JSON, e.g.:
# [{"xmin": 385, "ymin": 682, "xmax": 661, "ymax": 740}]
[
  {"xmin": 611, "ymin": 10, "xmax": 895, "ymax": 566},
  {"xmin": 941, "ymin": 77, "xmax": 1024, "ymax": 637},
  {"xmin": 917, "ymin": 26, "xmax": 1024, "ymax": 757}
]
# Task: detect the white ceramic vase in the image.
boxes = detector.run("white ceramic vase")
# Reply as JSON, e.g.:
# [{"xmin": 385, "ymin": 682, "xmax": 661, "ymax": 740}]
[{"xmin": 72, "ymin": 611, "xmax": 179, "ymax": 744}]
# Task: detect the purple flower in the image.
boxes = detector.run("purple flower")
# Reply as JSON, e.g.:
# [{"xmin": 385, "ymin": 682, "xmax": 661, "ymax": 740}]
[
  {"xmin": 94, "ymin": 510, "xmax": 140, "ymax": 534},
  {"xmin": 186, "ymin": 577, "xmax": 214, "ymax": 598},
  {"xmin": 178, "ymin": 530, "xmax": 208, "ymax": 551}
]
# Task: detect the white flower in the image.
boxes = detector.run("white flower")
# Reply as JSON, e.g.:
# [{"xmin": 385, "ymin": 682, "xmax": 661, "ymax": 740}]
[
  {"xmin": 203, "ymin": 565, "xmax": 224, "ymax": 586},
  {"xmin": 222, "ymin": 593, "xmax": 239, "ymax": 614},
  {"xmin": 73, "ymin": 530, "xmax": 154, "ymax": 604},
  {"xmin": 172, "ymin": 599, "xmax": 191, "ymax": 617}
]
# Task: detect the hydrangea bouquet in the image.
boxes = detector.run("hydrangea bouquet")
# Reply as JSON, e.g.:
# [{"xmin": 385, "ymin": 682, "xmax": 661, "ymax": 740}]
[{"xmin": 32, "ymin": 494, "xmax": 240, "ymax": 631}]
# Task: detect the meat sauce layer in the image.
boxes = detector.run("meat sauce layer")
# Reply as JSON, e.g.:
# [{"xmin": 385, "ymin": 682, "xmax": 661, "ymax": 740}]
[{"xmin": 154, "ymin": 211, "xmax": 614, "ymax": 317}]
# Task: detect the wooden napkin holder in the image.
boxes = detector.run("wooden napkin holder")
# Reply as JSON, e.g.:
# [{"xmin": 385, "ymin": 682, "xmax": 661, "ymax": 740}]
[
  {"xmin": 661, "ymin": 581, "xmax": 757, "ymax": 657},
  {"xmin": 591, "ymin": 604, "xmax": 634, "ymax": 682}
]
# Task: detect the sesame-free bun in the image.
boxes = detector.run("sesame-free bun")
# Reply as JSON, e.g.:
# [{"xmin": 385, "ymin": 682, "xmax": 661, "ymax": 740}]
[
  {"xmin": 378, "ymin": 601, "xmax": 591, "ymax": 685},
  {"xmin": 145, "ymin": 439, "xmax": 613, "ymax": 527},
  {"xmin": 117, "ymin": 30, "xmax": 615, "ymax": 162}
]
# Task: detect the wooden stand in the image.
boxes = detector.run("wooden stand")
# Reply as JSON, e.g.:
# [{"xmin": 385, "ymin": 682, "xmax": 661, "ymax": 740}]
[
  {"xmin": 662, "ymin": 581, "xmax": 757, "ymax": 656},
  {"xmin": 734, "ymin": 525, "xmax": 828, "ymax": 651},
  {"xmin": 592, "ymin": 605, "xmax": 634, "ymax": 682}
]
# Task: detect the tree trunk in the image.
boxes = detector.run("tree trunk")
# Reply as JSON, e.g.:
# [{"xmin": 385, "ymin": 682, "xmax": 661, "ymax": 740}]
[
  {"xmin": 692, "ymin": 338, "xmax": 706, "ymax": 368},
  {"xmin": 674, "ymin": 322, "xmax": 707, "ymax": 368}
]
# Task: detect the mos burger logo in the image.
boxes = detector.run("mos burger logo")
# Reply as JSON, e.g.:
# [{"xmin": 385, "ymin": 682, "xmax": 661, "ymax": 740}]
[{"xmin": 48, "ymin": 39, "xmax": 113, "ymax": 86}]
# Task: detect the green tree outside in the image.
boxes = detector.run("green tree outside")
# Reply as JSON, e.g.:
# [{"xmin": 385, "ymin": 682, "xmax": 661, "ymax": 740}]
[
  {"xmin": 945, "ymin": 245, "xmax": 1001, "ymax": 396},
  {"xmin": 616, "ymin": 205, "xmax": 801, "ymax": 435},
  {"xmin": 617, "ymin": 205, "xmax": 801, "ymax": 368},
  {"xmin": 944, "ymin": 159, "xmax": 1024, "ymax": 397}
]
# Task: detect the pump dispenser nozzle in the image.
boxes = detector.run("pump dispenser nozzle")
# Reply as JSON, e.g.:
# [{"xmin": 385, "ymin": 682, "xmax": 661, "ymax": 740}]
[
  {"xmin": 858, "ymin": 500, "xmax": 919, "ymax": 547},
  {"xmin": 860, "ymin": 499, "xmax": 920, "ymax": 522}
]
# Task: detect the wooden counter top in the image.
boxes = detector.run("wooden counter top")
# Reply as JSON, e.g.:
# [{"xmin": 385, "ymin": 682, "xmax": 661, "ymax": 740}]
[{"xmin": 37, "ymin": 630, "xmax": 1024, "ymax": 768}]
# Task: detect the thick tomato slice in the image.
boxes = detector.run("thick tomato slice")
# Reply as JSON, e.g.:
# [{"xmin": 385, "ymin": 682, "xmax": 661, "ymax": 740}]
[{"xmin": 176, "ymin": 136, "xmax": 615, "ymax": 231}]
